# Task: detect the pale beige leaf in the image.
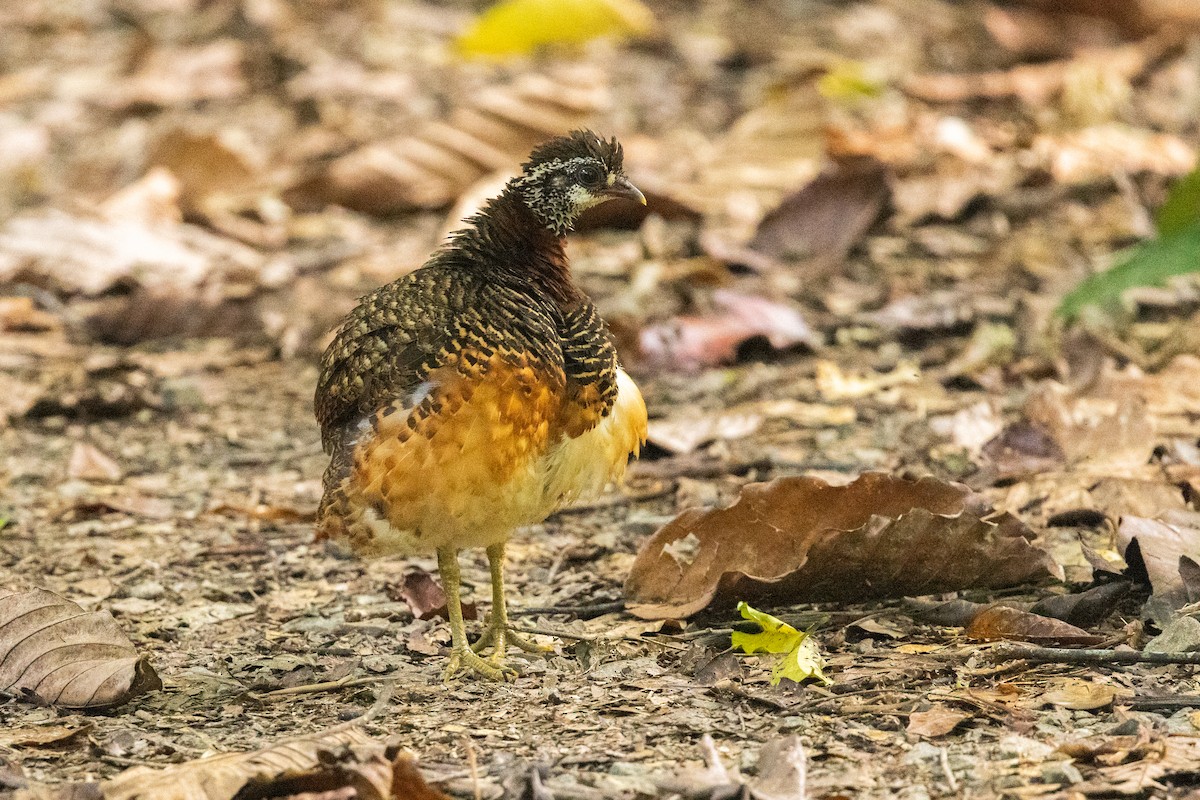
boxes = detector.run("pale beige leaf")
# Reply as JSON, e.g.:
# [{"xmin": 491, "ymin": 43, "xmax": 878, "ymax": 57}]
[
  {"xmin": 0, "ymin": 589, "xmax": 160, "ymax": 709},
  {"xmin": 1041, "ymin": 679, "xmax": 1124, "ymax": 710},
  {"xmin": 907, "ymin": 705, "xmax": 971, "ymax": 738},
  {"xmin": 67, "ymin": 442, "xmax": 121, "ymax": 482}
]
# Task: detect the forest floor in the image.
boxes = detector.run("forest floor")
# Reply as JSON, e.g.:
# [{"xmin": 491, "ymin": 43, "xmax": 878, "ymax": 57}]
[{"xmin": 3, "ymin": 1, "xmax": 1200, "ymax": 798}]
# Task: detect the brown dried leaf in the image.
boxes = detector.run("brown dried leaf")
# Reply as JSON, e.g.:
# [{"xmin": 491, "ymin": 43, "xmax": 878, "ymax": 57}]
[
  {"xmin": 15, "ymin": 726, "xmax": 449, "ymax": 800},
  {"xmin": 981, "ymin": 422, "xmax": 1066, "ymax": 479},
  {"xmin": 1117, "ymin": 512, "xmax": 1200, "ymax": 609},
  {"xmin": 0, "ymin": 297, "xmax": 59, "ymax": 333},
  {"xmin": 0, "ymin": 720, "xmax": 91, "ymax": 748},
  {"xmin": 390, "ymin": 570, "xmax": 475, "ymax": 622},
  {"xmin": 0, "ymin": 589, "xmax": 160, "ymax": 709},
  {"xmin": 904, "ymin": 35, "xmax": 1173, "ymax": 105},
  {"xmin": 655, "ymin": 734, "xmax": 806, "ymax": 800},
  {"xmin": 1029, "ymin": 581, "xmax": 1131, "ymax": 628},
  {"xmin": 147, "ymin": 128, "xmax": 262, "ymax": 218},
  {"xmin": 647, "ymin": 410, "xmax": 764, "ymax": 456},
  {"xmin": 966, "ymin": 605, "xmax": 1104, "ymax": 647},
  {"xmin": 638, "ymin": 290, "xmax": 817, "ymax": 370},
  {"xmin": 625, "ymin": 473, "xmax": 1061, "ymax": 619},
  {"xmin": 1071, "ymin": 736, "xmax": 1200, "ymax": 795},
  {"xmin": 207, "ymin": 503, "xmax": 315, "ymax": 523},
  {"xmin": 647, "ymin": 400, "xmax": 854, "ymax": 455},
  {"xmin": 106, "ymin": 41, "xmax": 247, "ymax": 110},
  {"xmin": 286, "ymin": 68, "xmax": 607, "ymax": 214},
  {"xmin": 1024, "ymin": 383, "xmax": 1156, "ymax": 473},
  {"xmin": 70, "ymin": 492, "xmax": 174, "ymax": 520},
  {"xmin": 398, "ymin": 571, "xmax": 446, "ymax": 621},
  {"xmin": 1034, "ymin": 125, "xmax": 1195, "ymax": 186},
  {"xmin": 1096, "ymin": 355, "xmax": 1200, "ymax": 426},
  {"xmin": 99, "ymin": 167, "xmax": 184, "ymax": 226},
  {"xmin": 906, "ymin": 705, "xmax": 971, "ymax": 738},
  {"xmin": 67, "ymin": 442, "xmax": 121, "ymax": 482},
  {"xmin": 0, "ymin": 209, "xmax": 269, "ymax": 297},
  {"xmin": 745, "ymin": 156, "xmax": 890, "ymax": 273}
]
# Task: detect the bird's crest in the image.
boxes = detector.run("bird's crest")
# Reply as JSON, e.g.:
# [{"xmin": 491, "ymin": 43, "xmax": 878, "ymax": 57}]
[{"xmin": 523, "ymin": 130, "xmax": 624, "ymax": 174}]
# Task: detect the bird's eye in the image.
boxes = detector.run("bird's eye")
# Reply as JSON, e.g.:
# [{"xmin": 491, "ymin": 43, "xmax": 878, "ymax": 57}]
[{"xmin": 576, "ymin": 164, "xmax": 603, "ymax": 186}]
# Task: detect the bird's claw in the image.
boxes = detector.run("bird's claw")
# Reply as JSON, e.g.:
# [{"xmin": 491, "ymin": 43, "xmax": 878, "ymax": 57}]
[
  {"xmin": 443, "ymin": 646, "xmax": 517, "ymax": 682},
  {"xmin": 471, "ymin": 621, "xmax": 554, "ymax": 658}
]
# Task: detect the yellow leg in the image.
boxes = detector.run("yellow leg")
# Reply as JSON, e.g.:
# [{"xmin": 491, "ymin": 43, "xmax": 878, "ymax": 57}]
[
  {"xmin": 438, "ymin": 548, "xmax": 512, "ymax": 682},
  {"xmin": 471, "ymin": 542, "xmax": 553, "ymax": 659}
]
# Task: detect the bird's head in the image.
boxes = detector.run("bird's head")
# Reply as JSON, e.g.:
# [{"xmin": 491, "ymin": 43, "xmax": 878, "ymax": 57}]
[{"xmin": 511, "ymin": 130, "xmax": 646, "ymax": 236}]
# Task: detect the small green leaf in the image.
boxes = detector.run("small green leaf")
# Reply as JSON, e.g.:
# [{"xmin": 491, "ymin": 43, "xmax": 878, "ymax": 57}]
[
  {"xmin": 1157, "ymin": 166, "xmax": 1200, "ymax": 237},
  {"xmin": 1056, "ymin": 222, "xmax": 1200, "ymax": 322},
  {"xmin": 0, "ymin": 516, "xmax": 8, "ymax": 532},
  {"xmin": 731, "ymin": 601, "xmax": 831, "ymax": 686}
]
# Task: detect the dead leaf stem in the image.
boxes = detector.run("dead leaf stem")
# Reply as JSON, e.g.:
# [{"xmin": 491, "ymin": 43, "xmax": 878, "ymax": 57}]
[{"xmin": 988, "ymin": 645, "xmax": 1200, "ymax": 666}]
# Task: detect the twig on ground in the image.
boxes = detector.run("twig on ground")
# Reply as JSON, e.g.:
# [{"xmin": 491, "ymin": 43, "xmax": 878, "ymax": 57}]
[
  {"xmin": 512, "ymin": 600, "xmax": 625, "ymax": 618},
  {"xmin": 251, "ymin": 675, "xmax": 392, "ymax": 701},
  {"xmin": 510, "ymin": 625, "xmax": 688, "ymax": 651},
  {"xmin": 707, "ymin": 679, "xmax": 796, "ymax": 711},
  {"xmin": 987, "ymin": 645, "xmax": 1200, "ymax": 666},
  {"xmin": 1128, "ymin": 695, "xmax": 1200, "ymax": 710},
  {"xmin": 939, "ymin": 748, "xmax": 959, "ymax": 794}
]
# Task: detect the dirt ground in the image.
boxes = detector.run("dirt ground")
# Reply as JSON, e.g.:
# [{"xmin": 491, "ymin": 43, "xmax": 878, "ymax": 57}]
[{"xmin": 3, "ymin": 0, "xmax": 1200, "ymax": 798}]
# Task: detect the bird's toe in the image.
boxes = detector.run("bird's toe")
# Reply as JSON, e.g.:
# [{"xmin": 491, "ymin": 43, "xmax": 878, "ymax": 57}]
[{"xmin": 444, "ymin": 647, "xmax": 517, "ymax": 682}]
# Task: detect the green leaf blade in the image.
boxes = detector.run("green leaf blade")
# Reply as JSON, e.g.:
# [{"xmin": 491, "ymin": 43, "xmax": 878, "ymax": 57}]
[{"xmin": 1056, "ymin": 222, "xmax": 1200, "ymax": 322}]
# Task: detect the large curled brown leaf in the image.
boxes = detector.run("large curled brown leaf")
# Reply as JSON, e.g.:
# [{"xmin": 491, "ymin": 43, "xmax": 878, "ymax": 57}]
[
  {"xmin": 624, "ymin": 473, "xmax": 1061, "ymax": 619},
  {"xmin": 15, "ymin": 726, "xmax": 448, "ymax": 800},
  {"xmin": 0, "ymin": 589, "xmax": 160, "ymax": 709}
]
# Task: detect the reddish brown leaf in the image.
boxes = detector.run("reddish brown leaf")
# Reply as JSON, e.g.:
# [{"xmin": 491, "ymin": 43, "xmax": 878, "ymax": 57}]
[
  {"xmin": 393, "ymin": 570, "xmax": 476, "ymax": 622},
  {"xmin": 638, "ymin": 290, "xmax": 817, "ymax": 370},
  {"xmin": 0, "ymin": 590, "xmax": 161, "ymax": 709},
  {"xmin": 966, "ymin": 605, "xmax": 1104, "ymax": 646},
  {"xmin": 624, "ymin": 473, "xmax": 1061, "ymax": 619}
]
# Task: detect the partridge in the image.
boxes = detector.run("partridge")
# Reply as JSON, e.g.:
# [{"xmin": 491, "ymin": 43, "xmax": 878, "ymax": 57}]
[{"xmin": 314, "ymin": 131, "xmax": 648, "ymax": 680}]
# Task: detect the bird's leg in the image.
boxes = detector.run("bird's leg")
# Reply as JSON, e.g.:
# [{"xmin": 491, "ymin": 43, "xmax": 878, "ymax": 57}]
[
  {"xmin": 471, "ymin": 542, "xmax": 553, "ymax": 660},
  {"xmin": 438, "ymin": 547, "xmax": 513, "ymax": 682}
]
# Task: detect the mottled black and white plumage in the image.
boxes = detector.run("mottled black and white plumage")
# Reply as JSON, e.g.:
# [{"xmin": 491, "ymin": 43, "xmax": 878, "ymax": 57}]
[{"xmin": 506, "ymin": 131, "xmax": 640, "ymax": 236}]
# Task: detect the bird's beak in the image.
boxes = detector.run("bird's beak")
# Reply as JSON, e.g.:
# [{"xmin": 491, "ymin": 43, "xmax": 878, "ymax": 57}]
[{"xmin": 604, "ymin": 176, "xmax": 647, "ymax": 206}]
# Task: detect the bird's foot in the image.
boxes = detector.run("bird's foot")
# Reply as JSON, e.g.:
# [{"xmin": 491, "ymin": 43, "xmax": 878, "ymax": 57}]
[
  {"xmin": 443, "ymin": 645, "xmax": 517, "ymax": 683},
  {"xmin": 471, "ymin": 621, "xmax": 554, "ymax": 660}
]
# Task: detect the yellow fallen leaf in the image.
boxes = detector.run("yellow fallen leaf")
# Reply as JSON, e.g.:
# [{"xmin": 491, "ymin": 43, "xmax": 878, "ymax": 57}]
[
  {"xmin": 457, "ymin": 0, "xmax": 655, "ymax": 58},
  {"xmin": 731, "ymin": 601, "xmax": 832, "ymax": 686},
  {"xmin": 818, "ymin": 60, "xmax": 886, "ymax": 103}
]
